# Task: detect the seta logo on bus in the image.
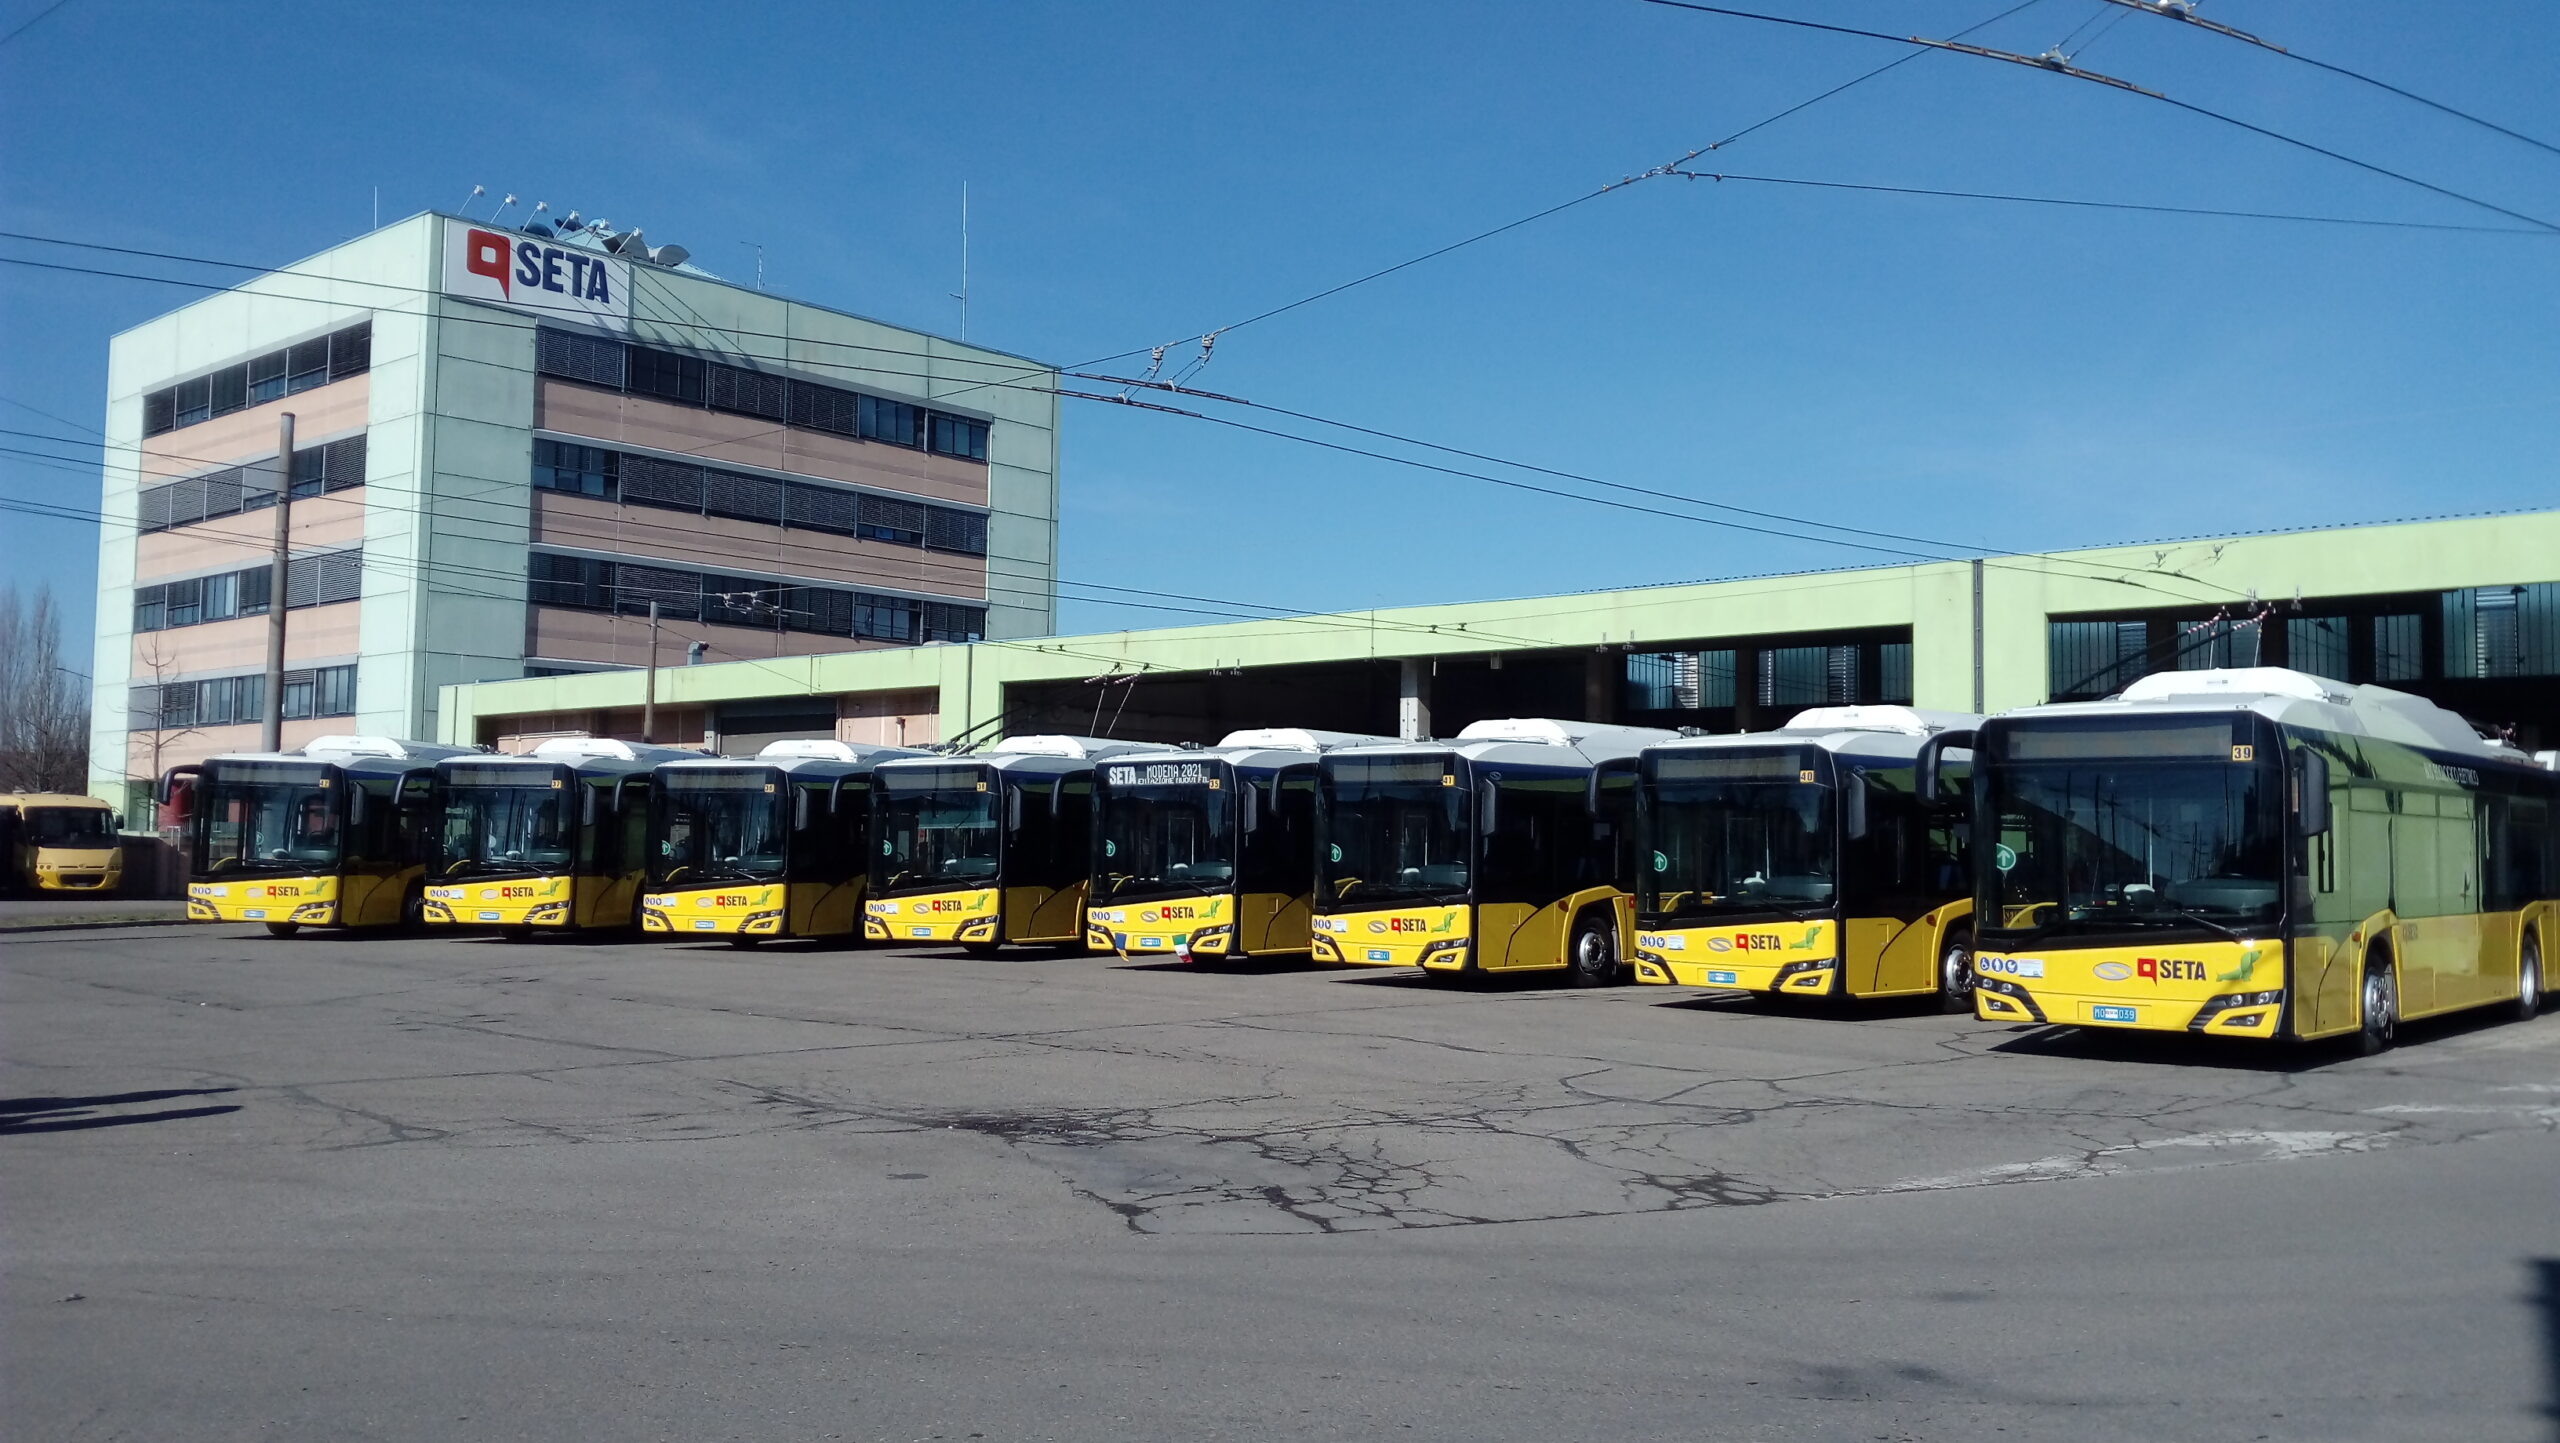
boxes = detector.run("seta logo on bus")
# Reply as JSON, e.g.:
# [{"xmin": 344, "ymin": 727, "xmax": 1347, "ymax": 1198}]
[{"xmin": 442, "ymin": 218, "xmax": 631, "ymax": 332}]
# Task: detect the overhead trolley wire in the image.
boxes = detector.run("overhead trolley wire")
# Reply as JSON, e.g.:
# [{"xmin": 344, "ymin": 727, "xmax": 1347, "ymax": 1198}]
[
  {"xmin": 2087, "ymin": 0, "xmax": 2560, "ymax": 162},
  {"xmin": 1637, "ymin": 0, "xmax": 2560, "ymax": 234}
]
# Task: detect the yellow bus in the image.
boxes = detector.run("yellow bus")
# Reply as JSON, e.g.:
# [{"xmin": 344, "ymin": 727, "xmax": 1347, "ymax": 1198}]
[
  {"xmin": 0, "ymin": 793, "xmax": 124, "ymax": 896},
  {"xmin": 1630, "ymin": 706, "xmax": 1984, "ymax": 1008},
  {"xmin": 1952, "ymin": 668, "xmax": 2560, "ymax": 1051},
  {"xmin": 167, "ymin": 736, "xmax": 471, "ymax": 936},
  {"xmin": 640, "ymin": 740, "xmax": 924, "ymax": 946},
  {"xmin": 423, "ymin": 738, "xmax": 699, "ymax": 936},
  {"xmin": 1086, "ymin": 728, "xmax": 1393, "ymax": 963},
  {"xmin": 867, "ymin": 736, "xmax": 1148, "ymax": 952},
  {"xmin": 1311, "ymin": 719, "xmax": 1672, "ymax": 985}
]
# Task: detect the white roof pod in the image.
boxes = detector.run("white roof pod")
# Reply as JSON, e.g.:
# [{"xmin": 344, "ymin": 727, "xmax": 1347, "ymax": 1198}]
[
  {"xmin": 529, "ymin": 736, "xmax": 702, "ymax": 764},
  {"xmin": 983, "ymin": 735, "xmax": 1153, "ymax": 760},
  {"xmin": 1215, "ymin": 727, "xmax": 1399, "ymax": 753},
  {"xmin": 1779, "ymin": 706, "xmax": 1979, "ymax": 737},
  {"xmin": 300, "ymin": 735, "xmax": 478, "ymax": 762},
  {"xmin": 1453, "ymin": 717, "xmax": 1679, "ymax": 752},
  {"xmin": 755, "ymin": 738, "xmax": 925, "ymax": 765},
  {"xmin": 2107, "ymin": 668, "xmax": 2513, "ymax": 759}
]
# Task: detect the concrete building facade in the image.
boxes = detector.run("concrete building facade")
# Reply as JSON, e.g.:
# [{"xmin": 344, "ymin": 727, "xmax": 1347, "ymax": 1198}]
[
  {"xmin": 439, "ymin": 508, "xmax": 2560, "ymax": 758},
  {"xmin": 89, "ymin": 212, "xmax": 1061, "ymax": 812}
]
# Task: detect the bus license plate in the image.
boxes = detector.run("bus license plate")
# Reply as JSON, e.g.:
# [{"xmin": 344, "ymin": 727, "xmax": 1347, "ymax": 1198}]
[
  {"xmin": 1138, "ymin": 936, "xmax": 1161, "ymax": 948},
  {"xmin": 692, "ymin": 919, "xmax": 717, "ymax": 930},
  {"xmin": 1367, "ymin": 949, "xmax": 1392, "ymax": 962},
  {"xmin": 2091, "ymin": 1004, "xmax": 2139, "ymax": 1023},
  {"xmin": 910, "ymin": 926, "xmax": 933, "ymax": 938},
  {"xmin": 242, "ymin": 908, "xmax": 267, "ymax": 919},
  {"xmin": 478, "ymin": 911, "xmax": 503, "ymax": 922},
  {"xmin": 1707, "ymin": 970, "xmax": 1739, "ymax": 985}
]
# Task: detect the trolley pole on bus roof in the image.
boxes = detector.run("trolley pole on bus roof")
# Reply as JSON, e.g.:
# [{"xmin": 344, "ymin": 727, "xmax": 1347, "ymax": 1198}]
[
  {"xmin": 259, "ymin": 412, "xmax": 295, "ymax": 752},
  {"xmin": 641, "ymin": 600, "xmax": 661, "ymax": 744}
]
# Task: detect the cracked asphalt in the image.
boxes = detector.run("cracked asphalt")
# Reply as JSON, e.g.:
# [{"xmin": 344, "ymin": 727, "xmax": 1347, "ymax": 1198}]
[{"xmin": 6, "ymin": 925, "xmax": 2558, "ymax": 1442}]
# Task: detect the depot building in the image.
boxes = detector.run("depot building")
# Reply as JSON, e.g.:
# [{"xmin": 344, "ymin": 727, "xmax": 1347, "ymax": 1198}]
[{"xmin": 435, "ymin": 507, "xmax": 2560, "ymax": 758}]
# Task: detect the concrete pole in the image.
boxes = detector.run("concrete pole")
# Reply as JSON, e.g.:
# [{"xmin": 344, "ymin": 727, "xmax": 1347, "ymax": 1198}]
[
  {"xmin": 641, "ymin": 601, "xmax": 661, "ymax": 743},
  {"xmin": 258, "ymin": 413, "xmax": 295, "ymax": 752},
  {"xmin": 1398, "ymin": 658, "xmax": 1431, "ymax": 742},
  {"xmin": 1970, "ymin": 558, "xmax": 1986, "ymax": 714}
]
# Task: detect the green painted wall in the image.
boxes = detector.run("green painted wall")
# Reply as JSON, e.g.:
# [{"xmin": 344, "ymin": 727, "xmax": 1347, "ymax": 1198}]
[{"xmin": 438, "ymin": 508, "xmax": 2560, "ymax": 744}]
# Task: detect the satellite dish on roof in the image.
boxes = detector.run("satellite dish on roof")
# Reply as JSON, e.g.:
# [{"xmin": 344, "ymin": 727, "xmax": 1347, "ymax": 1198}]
[
  {"xmin": 650, "ymin": 243, "xmax": 689, "ymax": 267},
  {"xmin": 524, "ymin": 221, "xmax": 556, "ymax": 238},
  {"xmin": 604, "ymin": 227, "xmax": 647, "ymax": 255}
]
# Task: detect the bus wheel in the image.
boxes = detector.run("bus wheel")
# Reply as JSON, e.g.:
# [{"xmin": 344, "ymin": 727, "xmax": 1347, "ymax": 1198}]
[
  {"xmin": 264, "ymin": 922, "xmax": 301, "ymax": 939},
  {"xmin": 2357, "ymin": 952, "xmax": 2399, "ymax": 1056},
  {"xmin": 501, "ymin": 926, "xmax": 535, "ymax": 943},
  {"xmin": 726, "ymin": 936, "xmax": 760, "ymax": 950},
  {"xmin": 1936, "ymin": 938, "xmax": 1976, "ymax": 1014},
  {"xmin": 2511, "ymin": 933, "xmax": 2544, "ymax": 1023},
  {"xmin": 962, "ymin": 941, "xmax": 1003, "ymax": 957},
  {"xmin": 1567, "ymin": 911, "xmax": 1619, "ymax": 988}
]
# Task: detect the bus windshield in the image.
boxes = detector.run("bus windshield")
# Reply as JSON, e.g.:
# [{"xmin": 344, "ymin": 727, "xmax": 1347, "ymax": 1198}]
[
  {"xmin": 440, "ymin": 766, "xmax": 575, "ymax": 879},
  {"xmin": 1984, "ymin": 723, "xmax": 2283, "ymax": 940},
  {"xmin": 1097, "ymin": 762, "xmax": 1234, "ymax": 902},
  {"xmin": 26, "ymin": 807, "xmax": 115, "ymax": 847},
  {"xmin": 1320, "ymin": 754, "xmax": 1469, "ymax": 907},
  {"xmin": 197, "ymin": 762, "xmax": 341, "ymax": 876},
  {"xmin": 649, "ymin": 770, "xmax": 788, "ymax": 886},
  {"xmin": 874, "ymin": 766, "xmax": 1000, "ymax": 895},
  {"xmin": 1641, "ymin": 750, "xmax": 1835, "ymax": 921}
]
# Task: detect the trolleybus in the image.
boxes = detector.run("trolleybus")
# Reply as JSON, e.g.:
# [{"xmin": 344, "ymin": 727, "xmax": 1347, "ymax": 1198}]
[
  {"xmin": 425, "ymin": 737, "xmax": 699, "ymax": 936},
  {"xmin": 1, "ymin": 793, "xmax": 124, "ymax": 896},
  {"xmin": 1945, "ymin": 668, "xmax": 2560, "ymax": 1050},
  {"xmin": 1630, "ymin": 706, "xmax": 1983, "ymax": 1008},
  {"xmin": 167, "ymin": 736, "xmax": 470, "ymax": 935},
  {"xmin": 867, "ymin": 736, "xmax": 1147, "ymax": 952},
  {"xmin": 1312, "ymin": 718, "xmax": 1672, "ymax": 983},
  {"xmin": 640, "ymin": 739, "xmax": 923, "ymax": 944},
  {"xmin": 1086, "ymin": 728, "xmax": 1393, "ymax": 963}
]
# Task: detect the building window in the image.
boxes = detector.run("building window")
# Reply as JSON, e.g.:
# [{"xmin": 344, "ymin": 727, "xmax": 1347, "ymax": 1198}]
[
  {"xmin": 2290, "ymin": 616, "xmax": 2351, "ymax": 681},
  {"xmin": 165, "ymin": 577, "xmax": 204, "ymax": 628},
  {"xmin": 2374, "ymin": 613, "xmax": 2423, "ymax": 682},
  {"xmin": 529, "ymin": 553, "xmax": 612, "ymax": 609},
  {"xmin": 533, "ymin": 438, "xmax": 618, "ymax": 497},
  {"xmin": 1879, "ymin": 642, "xmax": 1913, "ymax": 704},
  {"xmin": 524, "ymin": 552, "xmax": 982, "ymax": 647},
  {"xmin": 144, "ymin": 323, "xmax": 371, "ymax": 438},
  {"xmin": 928, "ymin": 414, "xmax": 989, "ymax": 461},
  {"xmin": 2177, "ymin": 614, "xmax": 2261, "ymax": 671},
  {"xmin": 129, "ymin": 666, "xmax": 351, "ymax": 732},
  {"xmin": 137, "ymin": 436, "xmax": 366, "ymax": 533},
  {"xmin": 627, "ymin": 346, "xmax": 707, "ymax": 405},
  {"xmin": 2443, "ymin": 583, "xmax": 2559, "ymax": 679},
  {"xmin": 858, "ymin": 494, "xmax": 927, "ymax": 546},
  {"xmin": 2049, "ymin": 620, "xmax": 2151, "ymax": 699},
  {"xmin": 535, "ymin": 327, "xmax": 627, "ymax": 388},
  {"xmin": 1623, "ymin": 650, "xmax": 1738, "ymax": 713},
  {"xmin": 854, "ymin": 593, "xmax": 920, "ymax": 642},
  {"xmin": 859, "ymin": 395, "xmax": 920, "ymax": 448},
  {"xmin": 1760, "ymin": 645, "xmax": 1855, "ymax": 708}
]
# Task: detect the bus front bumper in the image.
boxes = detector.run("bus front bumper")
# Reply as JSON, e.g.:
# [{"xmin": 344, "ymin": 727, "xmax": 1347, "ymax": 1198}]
[
  {"xmin": 35, "ymin": 848, "xmax": 122, "ymax": 891},
  {"xmin": 864, "ymin": 888, "xmax": 1001, "ymax": 944},
  {"xmin": 1973, "ymin": 943, "xmax": 2285, "ymax": 1037},
  {"xmin": 1086, "ymin": 898, "xmax": 1233, "ymax": 957},
  {"xmin": 422, "ymin": 878, "xmax": 572, "ymax": 928},
  {"xmin": 188, "ymin": 876, "xmax": 338, "ymax": 925},
  {"xmin": 1631, "ymin": 921, "xmax": 1840, "ymax": 995},
  {"xmin": 642, "ymin": 885, "xmax": 787, "ymax": 937},
  {"xmin": 1310, "ymin": 906, "xmax": 1470, "ymax": 969}
]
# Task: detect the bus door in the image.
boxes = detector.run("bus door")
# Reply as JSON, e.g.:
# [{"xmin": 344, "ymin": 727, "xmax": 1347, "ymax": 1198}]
[
  {"xmin": 1473, "ymin": 770, "xmax": 1587, "ymax": 971},
  {"xmin": 1003, "ymin": 774, "xmax": 1089, "ymax": 943},
  {"xmin": 1237, "ymin": 767, "xmax": 1319, "ymax": 953}
]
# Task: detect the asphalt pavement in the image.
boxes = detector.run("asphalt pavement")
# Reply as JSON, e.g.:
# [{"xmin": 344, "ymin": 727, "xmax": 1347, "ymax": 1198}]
[{"xmin": 4, "ymin": 924, "xmax": 2556, "ymax": 1442}]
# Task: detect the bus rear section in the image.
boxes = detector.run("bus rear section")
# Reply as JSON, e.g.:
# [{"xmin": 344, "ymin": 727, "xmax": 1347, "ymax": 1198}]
[
  {"xmin": 1312, "ymin": 719, "xmax": 1670, "ymax": 984},
  {"xmin": 424, "ymin": 739, "xmax": 691, "ymax": 934},
  {"xmin": 1630, "ymin": 707, "xmax": 1980, "ymax": 1007},
  {"xmin": 1969, "ymin": 668, "xmax": 2560, "ymax": 1049},
  {"xmin": 641, "ymin": 740, "xmax": 917, "ymax": 944},
  {"xmin": 172, "ymin": 736, "xmax": 466, "ymax": 935},
  {"xmin": 2, "ymin": 794, "xmax": 125, "ymax": 895},
  {"xmin": 1087, "ymin": 729, "xmax": 1378, "ymax": 962},
  {"xmin": 868, "ymin": 737, "xmax": 1145, "ymax": 951}
]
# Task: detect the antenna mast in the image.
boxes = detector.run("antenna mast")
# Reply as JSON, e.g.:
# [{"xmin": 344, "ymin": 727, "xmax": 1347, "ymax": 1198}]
[{"xmin": 952, "ymin": 181, "xmax": 969, "ymax": 340}]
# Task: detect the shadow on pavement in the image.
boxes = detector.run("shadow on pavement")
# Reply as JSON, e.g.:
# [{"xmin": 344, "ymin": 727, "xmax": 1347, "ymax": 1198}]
[
  {"xmin": 2534, "ymin": 1258, "xmax": 2560, "ymax": 1443},
  {"xmin": 0, "ymin": 1087, "xmax": 241, "ymax": 1136}
]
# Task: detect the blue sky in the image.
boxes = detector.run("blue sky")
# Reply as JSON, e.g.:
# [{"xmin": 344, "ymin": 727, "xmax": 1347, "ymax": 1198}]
[{"xmin": 4, "ymin": 0, "xmax": 2555, "ymax": 671}]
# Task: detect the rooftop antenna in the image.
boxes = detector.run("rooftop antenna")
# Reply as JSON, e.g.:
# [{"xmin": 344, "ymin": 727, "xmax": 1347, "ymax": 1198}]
[
  {"xmin": 491, "ymin": 193, "xmax": 520, "ymax": 227},
  {"xmin": 525, "ymin": 200, "xmax": 554, "ymax": 238},
  {"xmin": 950, "ymin": 181, "xmax": 969, "ymax": 340},
  {"xmin": 738, "ymin": 241, "xmax": 765, "ymax": 290},
  {"xmin": 372, "ymin": 186, "xmax": 379, "ymax": 229},
  {"xmin": 460, "ymin": 184, "xmax": 485, "ymax": 218}
]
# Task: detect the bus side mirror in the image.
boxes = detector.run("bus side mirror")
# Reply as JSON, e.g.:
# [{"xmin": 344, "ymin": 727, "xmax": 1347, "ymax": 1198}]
[
  {"xmin": 2296, "ymin": 750, "xmax": 2331, "ymax": 836},
  {"xmin": 1586, "ymin": 757, "xmax": 1637, "ymax": 815},
  {"xmin": 1241, "ymin": 781, "xmax": 1260, "ymax": 835},
  {"xmin": 1005, "ymin": 786, "xmax": 1024, "ymax": 832},
  {"xmin": 346, "ymin": 786, "xmax": 367, "ymax": 828},
  {"xmin": 581, "ymin": 784, "xmax": 599, "ymax": 828},
  {"xmin": 1843, "ymin": 769, "xmax": 1869, "ymax": 840},
  {"xmin": 156, "ymin": 765, "xmax": 200, "ymax": 806},
  {"xmin": 1476, "ymin": 779, "xmax": 1499, "ymax": 834},
  {"xmin": 1916, "ymin": 730, "xmax": 1977, "ymax": 807},
  {"xmin": 793, "ymin": 786, "xmax": 813, "ymax": 832}
]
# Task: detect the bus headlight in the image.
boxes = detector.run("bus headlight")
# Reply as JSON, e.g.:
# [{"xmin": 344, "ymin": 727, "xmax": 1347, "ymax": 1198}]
[
  {"xmin": 1975, "ymin": 975, "xmax": 2047, "ymax": 1022},
  {"xmin": 642, "ymin": 907, "xmax": 671, "ymax": 932},
  {"xmin": 1311, "ymin": 934, "xmax": 1341, "ymax": 962},
  {"xmin": 1417, "ymin": 938, "xmax": 1470, "ymax": 970},
  {"xmin": 288, "ymin": 902, "xmax": 336, "ymax": 924},
  {"xmin": 1775, "ymin": 957, "xmax": 1836, "ymax": 992},
  {"xmin": 864, "ymin": 917, "xmax": 891, "ymax": 939},
  {"xmin": 958, "ymin": 917, "xmax": 998, "ymax": 942},
  {"xmin": 1189, "ymin": 925, "xmax": 1233, "ymax": 953},
  {"xmin": 2188, "ymin": 990, "xmax": 2285, "ymax": 1032},
  {"xmin": 421, "ymin": 899, "xmax": 456, "ymax": 924},
  {"xmin": 526, "ymin": 902, "xmax": 570, "ymax": 926},
  {"xmin": 741, "ymin": 909, "xmax": 784, "ymax": 934}
]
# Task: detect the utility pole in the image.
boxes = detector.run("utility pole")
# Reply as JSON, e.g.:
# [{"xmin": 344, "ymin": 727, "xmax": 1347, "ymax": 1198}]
[
  {"xmin": 259, "ymin": 413, "xmax": 296, "ymax": 751},
  {"xmin": 641, "ymin": 600, "xmax": 661, "ymax": 744},
  {"xmin": 1970, "ymin": 557, "xmax": 1986, "ymax": 714}
]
